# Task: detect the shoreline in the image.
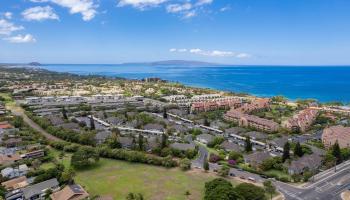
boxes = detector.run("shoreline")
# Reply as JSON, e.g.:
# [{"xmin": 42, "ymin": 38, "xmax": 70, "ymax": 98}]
[{"xmin": 5, "ymin": 64, "xmax": 350, "ymax": 104}]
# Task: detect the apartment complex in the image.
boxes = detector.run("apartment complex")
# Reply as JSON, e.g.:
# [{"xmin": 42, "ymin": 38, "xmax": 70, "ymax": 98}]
[
  {"xmin": 191, "ymin": 98, "xmax": 242, "ymax": 113},
  {"xmin": 282, "ymin": 108, "xmax": 319, "ymax": 133},
  {"xmin": 322, "ymin": 125, "xmax": 350, "ymax": 149},
  {"xmin": 225, "ymin": 110, "xmax": 279, "ymax": 132},
  {"xmin": 224, "ymin": 98, "xmax": 278, "ymax": 132}
]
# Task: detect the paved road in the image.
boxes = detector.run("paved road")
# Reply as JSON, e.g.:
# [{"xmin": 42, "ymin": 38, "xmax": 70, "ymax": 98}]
[
  {"xmin": 192, "ymin": 145, "xmax": 208, "ymax": 169},
  {"xmin": 7, "ymin": 103, "xmax": 62, "ymax": 142},
  {"xmin": 275, "ymin": 163, "xmax": 350, "ymax": 200}
]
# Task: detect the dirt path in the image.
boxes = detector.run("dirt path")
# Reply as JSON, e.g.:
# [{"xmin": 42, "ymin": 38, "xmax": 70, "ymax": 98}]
[{"xmin": 6, "ymin": 102, "xmax": 63, "ymax": 142}]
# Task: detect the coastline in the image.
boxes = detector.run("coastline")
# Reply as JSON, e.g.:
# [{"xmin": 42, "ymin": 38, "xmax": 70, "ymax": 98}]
[{"xmin": 4, "ymin": 63, "xmax": 350, "ymax": 103}]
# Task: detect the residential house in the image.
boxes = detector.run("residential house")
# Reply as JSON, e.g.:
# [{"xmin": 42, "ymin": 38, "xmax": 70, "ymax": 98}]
[
  {"xmin": 47, "ymin": 115, "xmax": 65, "ymax": 126},
  {"xmin": 50, "ymin": 184, "xmax": 89, "ymax": 200},
  {"xmin": 243, "ymin": 131, "xmax": 269, "ymax": 141},
  {"xmin": 0, "ymin": 154, "xmax": 22, "ymax": 165},
  {"xmin": 22, "ymin": 178, "xmax": 59, "ymax": 200},
  {"xmin": 106, "ymin": 117, "xmax": 124, "ymax": 126},
  {"xmin": 1, "ymin": 164, "xmax": 29, "ymax": 179},
  {"xmin": 220, "ymin": 141, "xmax": 241, "ymax": 152},
  {"xmin": 95, "ymin": 130, "xmax": 112, "ymax": 144},
  {"xmin": 1, "ymin": 176, "xmax": 29, "ymax": 190},
  {"xmin": 143, "ymin": 123, "xmax": 164, "ymax": 132},
  {"xmin": 170, "ymin": 143, "xmax": 196, "ymax": 151},
  {"xmin": 57, "ymin": 123, "xmax": 80, "ymax": 132},
  {"xmin": 244, "ymin": 151, "xmax": 272, "ymax": 168},
  {"xmin": 0, "ymin": 147, "xmax": 17, "ymax": 156},
  {"xmin": 118, "ymin": 137, "xmax": 134, "ymax": 149},
  {"xmin": 322, "ymin": 125, "xmax": 350, "ymax": 149},
  {"xmin": 288, "ymin": 154, "xmax": 323, "ymax": 175},
  {"xmin": 145, "ymin": 136, "xmax": 160, "ymax": 152},
  {"xmin": 225, "ymin": 127, "xmax": 246, "ymax": 136},
  {"xmin": 0, "ymin": 121, "xmax": 13, "ymax": 129},
  {"xmin": 2, "ymin": 138, "xmax": 22, "ymax": 148},
  {"xmin": 196, "ymin": 133, "xmax": 214, "ymax": 144},
  {"xmin": 5, "ymin": 189, "xmax": 24, "ymax": 200}
]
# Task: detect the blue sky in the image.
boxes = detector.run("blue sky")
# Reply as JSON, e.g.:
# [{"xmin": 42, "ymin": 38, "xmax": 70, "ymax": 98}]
[{"xmin": 0, "ymin": 0, "xmax": 350, "ymax": 65}]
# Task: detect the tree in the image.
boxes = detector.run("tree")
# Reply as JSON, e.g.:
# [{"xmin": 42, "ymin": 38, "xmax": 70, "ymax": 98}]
[
  {"xmin": 218, "ymin": 165, "xmax": 230, "ymax": 177},
  {"xmin": 204, "ymin": 178, "xmax": 242, "ymax": 200},
  {"xmin": 60, "ymin": 167, "xmax": 76, "ymax": 184},
  {"xmin": 294, "ymin": 142, "xmax": 304, "ymax": 157},
  {"xmin": 332, "ymin": 141, "xmax": 343, "ymax": 164},
  {"xmin": 163, "ymin": 108, "xmax": 168, "ymax": 119},
  {"xmin": 71, "ymin": 146, "xmax": 99, "ymax": 169},
  {"xmin": 89, "ymin": 115, "xmax": 95, "ymax": 130},
  {"xmin": 263, "ymin": 180, "xmax": 276, "ymax": 200},
  {"xmin": 138, "ymin": 134, "xmax": 144, "ymax": 151},
  {"xmin": 235, "ymin": 183, "xmax": 266, "ymax": 200},
  {"xmin": 229, "ymin": 151, "xmax": 243, "ymax": 163},
  {"xmin": 204, "ymin": 118, "xmax": 210, "ymax": 126},
  {"xmin": 13, "ymin": 116, "xmax": 24, "ymax": 128},
  {"xmin": 44, "ymin": 189, "xmax": 53, "ymax": 199},
  {"xmin": 179, "ymin": 158, "xmax": 191, "ymax": 171},
  {"xmin": 282, "ymin": 142, "xmax": 290, "ymax": 162},
  {"xmin": 126, "ymin": 193, "xmax": 144, "ymax": 200},
  {"xmin": 271, "ymin": 96, "xmax": 287, "ymax": 103},
  {"xmin": 32, "ymin": 159, "xmax": 41, "ymax": 170},
  {"xmin": 0, "ymin": 185, "xmax": 7, "ymax": 198},
  {"xmin": 245, "ymin": 136, "xmax": 253, "ymax": 152},
  {"xmin": 62, "ymin": 107, "xmax": 68, "ymax": 120},
  {"xmin": 161, "ymin": 133, "xmax": 168, "ymax": 149},
  {"xmin": 107, "ymin": 132, "xmax": 121, "ymax": 149},
  {"xmin": 203, "ymin": 160, "xmax": 209, "ymax": 172}
]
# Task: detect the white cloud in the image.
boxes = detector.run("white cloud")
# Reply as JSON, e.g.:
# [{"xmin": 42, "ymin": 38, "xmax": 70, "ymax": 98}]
[
  {"xmin": 3, "ymin": 12, "xmax": 13, "ymax": 19},
  {"xmin": 195, "ymin": 0, "xmax": 213, "ymax": 6},
  {"xmin": 220, "ymin": 5, "xmax": 230, "ymax": 12},
  {"xmin": 166, "ymin": 3, "xmax": 198, "ymax": 19},
  {"xmin": 171, "ymin": 48, "xmax": 251, "ymax": 58},
  {"xmin": 169, "ymin": 48, "xmax": 187, "ymax": 52},
  {"xmin": 117, "ymin": 0, "xmax": 167, "ymax": 10},
  {"xmin": 236, "ymin": 53, "xmax": 251, "ymax": 58},
  {"xmin": 22, "ymin": 6, "xmax": 59, "ymax": 21},
  {"xmin": 0, "ymin": 19, "xmax": 24, "ymax": 35},
  {"xmin": 3, "ymin": 34, "xmax": 36, "ymax": 43},
  {"xmin": 166, "ymin": 3, "xmax": 192, "ymax": 13},
  {"xmin": 30, "ymin": 0, "xmax": 98, "ymax": 21},
  {"xmin": 183, "ymin": 10, "xmax": 196, "ymax": 18}
]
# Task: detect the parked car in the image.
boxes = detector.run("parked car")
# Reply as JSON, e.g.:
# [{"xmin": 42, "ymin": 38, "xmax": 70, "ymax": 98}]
[
  {"xmin": 260, "ymin": 174, "xmax": 268, "ymax": 178},
  {"xmin": 248, "ymin": 177, "xmax": 256, "ymax": 182},
  {"xmin": 229, "ymin": 172, "xmax": 236, "ymax": 177}
]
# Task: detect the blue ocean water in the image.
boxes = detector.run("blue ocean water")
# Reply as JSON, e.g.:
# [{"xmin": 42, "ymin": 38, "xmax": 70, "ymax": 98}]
[{"xmin": 40, "ymin": 64, "xmax": 350, "ymax": 103}]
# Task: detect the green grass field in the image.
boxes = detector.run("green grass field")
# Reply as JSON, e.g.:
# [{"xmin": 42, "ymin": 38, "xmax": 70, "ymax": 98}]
[{"xmin": 75, "ymin": 158, "xmax": 237, "ymax": 200}]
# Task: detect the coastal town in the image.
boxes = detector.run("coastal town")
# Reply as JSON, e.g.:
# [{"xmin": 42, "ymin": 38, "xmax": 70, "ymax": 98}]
[{"xmin": 1, "ymin": 66, "xmax": 350, "ymax": 200}]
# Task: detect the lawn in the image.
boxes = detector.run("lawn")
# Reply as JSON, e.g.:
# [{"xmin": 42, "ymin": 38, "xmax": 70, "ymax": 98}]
[
  {"xmin": 75, "ymin": 158, "xmax": 238, "ymax": 200},
  {"xmin": 264, "ymin": 169, "xmax": 291, "ymax": 181},
  {"xmin": 49, "ymin": 148, "xmax": 72, "ymax": 169}
]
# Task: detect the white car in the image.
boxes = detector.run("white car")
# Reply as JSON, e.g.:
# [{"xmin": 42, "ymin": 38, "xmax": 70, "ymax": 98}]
[{"xmin": 248, "ymin": 177, "xmax": 256, "ymax": 182}]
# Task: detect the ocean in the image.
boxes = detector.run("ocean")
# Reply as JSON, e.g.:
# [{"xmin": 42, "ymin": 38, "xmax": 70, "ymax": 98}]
[{"xmin": 39, "ymin": 64, "xmax": 350, "ymax": 103}]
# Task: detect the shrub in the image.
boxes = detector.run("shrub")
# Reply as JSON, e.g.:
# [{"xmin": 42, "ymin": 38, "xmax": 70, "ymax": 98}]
[{"xmin": 209, "ymin": 153, "xmax": 221, "ymax": 163}]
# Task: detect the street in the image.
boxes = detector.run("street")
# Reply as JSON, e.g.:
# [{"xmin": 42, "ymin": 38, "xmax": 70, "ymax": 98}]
[{"xmin": 275, "ymin": 162, "xmax": 350, "ymax": 200}]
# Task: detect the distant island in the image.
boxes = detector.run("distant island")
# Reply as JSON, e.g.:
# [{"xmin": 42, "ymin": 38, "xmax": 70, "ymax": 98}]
[
  {"xmin": 28, "ymin": 62, "xmax": 42, "ymax": 66},
  {"xmin": 116, "ymin": 60, "xmax": 222, "ymax": 66}
]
